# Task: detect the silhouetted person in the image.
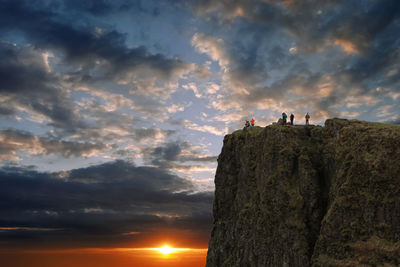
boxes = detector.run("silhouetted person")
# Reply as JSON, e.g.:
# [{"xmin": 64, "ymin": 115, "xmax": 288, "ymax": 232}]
[
  {"xmin": 290, "ymin": 113, "xmax": 294, "ymax": 125},
  {"xmin": 251, "ymin": 118, "xmax": 255, "ymax": 126},
  {"xmin": 282, "ymin": 112, "xmax": 287, "ymax": 125},
  {"xmin": 243, "ymin": 120, "xmax": 250, "ymax": 131},
  {"xmin": 305, "ymin": 112, "xmax": 310, "ymax": 125}
]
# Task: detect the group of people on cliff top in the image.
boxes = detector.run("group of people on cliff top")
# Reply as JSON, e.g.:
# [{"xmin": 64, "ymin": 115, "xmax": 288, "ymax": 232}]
[
  {"xmin": 282, "ymin": 112, "xmax": 310, "ymax": 125},
  {"xmin": 243, "ymin": 113, "xmax": 311, "ymax": 130},
  {"xmin": 243, "ymin": 118, "xmax": 255, "ymax": 131}
]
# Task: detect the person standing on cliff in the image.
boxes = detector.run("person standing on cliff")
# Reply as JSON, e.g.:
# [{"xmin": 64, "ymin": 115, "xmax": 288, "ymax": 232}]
[
  {"xmin": 250, "ymin": 118, "xmax": 255, "ymax": 126},
  {"xmin": 290, "ymin": 113, "xmax": 294, "ymax": 125},
  {"xmin": 282, "ymin": 112, "xmax": 287, "ymax": 125},
  {"xmin": 305, "ymin": 112, "xmax": 310, "ymax": 125},
  {"xmin": 243, "ymin": 120, "xmax": 250, "ymax": 131}
]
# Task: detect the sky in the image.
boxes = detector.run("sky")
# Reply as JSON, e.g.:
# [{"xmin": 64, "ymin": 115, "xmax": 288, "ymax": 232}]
[{"xmin": 0, "ymin": 0, "xmax": 399, "ymax": 266}]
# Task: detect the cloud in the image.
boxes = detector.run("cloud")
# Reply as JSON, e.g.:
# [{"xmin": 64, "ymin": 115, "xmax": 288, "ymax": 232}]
[
  {"xmin": 167, "ymin": 104, "xmax": 185, "ymax": 113},
  {"xmin": 142, "ymin": 141, "xmax": 217, "ymax": 170},
  {"xmin": 0, "ymin": 104, "xmax": 15, "ymax": 116},
  {"xmin": 0, "ymin": 42, "xmax": 85, "ymax": 131},
  {"xmin": 192, "ymin": 33, "xmax": 230, "ymax": 68},
  {"xmin": 0, "ymin": 129, "xmax": 107, "ymax": 162},
  {"xmin": 194, "ymin": 62, "xmax": 212, "ymax": 79},
  {"xmin": 192, "ymin": 0, "xmax": 400, "ymax": 63},
  {"xmin": 0, "ymin": 0, "xmax": 194, "ymax": 94},
  {"xmin": 192, "ymin": 0, "xmax": 400, "ymax": 55},
  {"xmin": 206, "ymin": 83, "xmax": 220, "ymax": 94},
  {"xmin": 2, "ymin": 0, "xmax": 398, "ymax": 130},
  {"xmin": 132, "ymin": 128, "xmax": 176, "ymax": 142},
  {"xmin": 183, "ymin": 120, "xmax": 226, "ymax": 136},
  {"xmin": 75, "ymin": 87, "xmax": 134, "ymax": 112},
  {"xmin": 0, "ymin": 161, "xmax": 213, "ymax": 248},
  {"xmin": 191, "ymin": 31, "xmax": 268, "ymax": 96},
  {"xmin": 183, "ymin": 82, "xmax": 202, "ymax": 98},
  {"xmin": 189, "ymin": 0, "xmax": 400, "ymax": 122},
  {"xmin": 333, "ymin": 39, "xmax": 359, "ymax": 54},
  {"xmin": 61, "ymin": 0, "xmax": 131, "ymax": 15}
]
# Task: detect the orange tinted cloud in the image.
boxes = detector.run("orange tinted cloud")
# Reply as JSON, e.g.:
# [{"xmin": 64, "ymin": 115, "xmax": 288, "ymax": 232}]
[{"xmin": 334, "ymin": 39, "xmax": 359, "ymax": 54}]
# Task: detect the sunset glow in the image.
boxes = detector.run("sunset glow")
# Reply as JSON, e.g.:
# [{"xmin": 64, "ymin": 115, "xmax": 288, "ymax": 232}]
[
  {"xmin": 1, "ymin": 247, "xmax": 208, "ymax": 267},
  {"xmin": 12, "ymin": 247, "xmax": 208, "ymax": 255},
  {"xmin": 158, "ymin": 245, "xmax": 174, "ymax": 255},
  {"xmin": 125, "ymin": 246, "xmax": 203, "ymax": 256}
]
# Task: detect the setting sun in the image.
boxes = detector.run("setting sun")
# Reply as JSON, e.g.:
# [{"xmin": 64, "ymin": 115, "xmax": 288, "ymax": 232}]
[{"xmin": 158, "ymin": 245, "xmax": 174, "ymax": 255}]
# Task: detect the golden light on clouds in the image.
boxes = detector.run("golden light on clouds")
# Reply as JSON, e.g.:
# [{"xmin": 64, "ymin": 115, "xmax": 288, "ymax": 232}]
[
  {"xmin": 233, "ymin": 6, "xmax": 244, "ymax": 17},
  {"xmin": 334, "ymin": 39, "xmax": 359, "ymax": 54}
]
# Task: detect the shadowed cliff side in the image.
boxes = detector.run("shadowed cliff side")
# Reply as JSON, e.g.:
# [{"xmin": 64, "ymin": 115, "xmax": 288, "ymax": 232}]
[{"xmin": 206, "ymin": 118, "xmax": 400, "ymax": 267}]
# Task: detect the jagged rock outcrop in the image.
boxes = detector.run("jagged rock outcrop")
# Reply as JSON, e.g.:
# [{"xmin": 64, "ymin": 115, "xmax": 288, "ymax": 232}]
[{"xmin": 206, "ymin": 118, "xmax": 400, "ymax": 267}]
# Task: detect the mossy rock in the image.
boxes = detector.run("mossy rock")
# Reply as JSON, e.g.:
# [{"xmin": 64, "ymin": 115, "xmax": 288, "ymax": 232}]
[{"xmin": 206, "ymin": 118, "xmax": 400, "ymax": 267}]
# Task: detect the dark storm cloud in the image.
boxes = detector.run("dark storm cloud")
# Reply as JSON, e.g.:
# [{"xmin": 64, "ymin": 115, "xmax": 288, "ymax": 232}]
[
  {"xmin": 0, "ymin": 129, "xmax": 107, "ymax": 160},
  {"xmin": 66, "ymin": 160, "xmax": 192, "ymax": 191},
  {"xmin": 0, "ymin": 0, "xmax": 192, "ymax": 83},
  {"xmin": 0, "ymin": 161, "xmax": 213, "ymax": 248},
  {"xmin": 0, "ymin": 43, "xmax": 50, "ymax": 94}
]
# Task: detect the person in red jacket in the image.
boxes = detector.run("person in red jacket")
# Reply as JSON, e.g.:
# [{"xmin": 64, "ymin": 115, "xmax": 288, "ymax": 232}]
[{"xmin": 250, "ymin": 118, "xmax": 255, "ymax": 126}]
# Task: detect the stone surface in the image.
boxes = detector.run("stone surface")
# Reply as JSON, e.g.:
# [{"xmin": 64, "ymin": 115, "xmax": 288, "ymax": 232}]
[{"xmin": 206, "ymin": 118, "xmax": 400, "ymax": 267}]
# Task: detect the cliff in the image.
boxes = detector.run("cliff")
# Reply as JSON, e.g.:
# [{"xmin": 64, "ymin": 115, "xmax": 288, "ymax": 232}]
[{"xmin": 206, "ymin": 118, "xmax": 400, "ymax": 267}]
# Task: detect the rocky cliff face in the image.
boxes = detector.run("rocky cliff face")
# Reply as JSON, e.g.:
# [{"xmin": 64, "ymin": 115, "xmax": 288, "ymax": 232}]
[{"xmin": 206, "ymin": 118, "xmax": 400, "ymax": 267}]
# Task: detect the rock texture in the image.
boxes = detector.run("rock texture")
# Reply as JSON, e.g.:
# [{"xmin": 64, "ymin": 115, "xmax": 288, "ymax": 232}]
[{"xmin": 206, "ymin": 118, "xmax": 400, "ymax": 267}]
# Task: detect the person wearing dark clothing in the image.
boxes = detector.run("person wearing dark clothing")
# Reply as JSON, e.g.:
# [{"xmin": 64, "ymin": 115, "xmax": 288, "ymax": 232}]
[
  {"xmin": 243, "ymin": 120, "xmax": 250, "ymax": 131},
  {"xmin": 282, "ymin": 112, "xmax": 287, "ymax": 125},
  {"xmin": 290, "ymin": 113, "xmax": 294, "ymax": 125},
  {"xmin": 305, "ymin": 113, "xmax": 310, "ymax": 125}
]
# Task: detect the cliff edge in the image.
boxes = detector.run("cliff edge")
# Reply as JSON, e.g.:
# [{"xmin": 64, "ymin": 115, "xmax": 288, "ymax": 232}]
[{"xmin": 206, "ymin": 118, "xmax": 400, "ymax": 267}]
